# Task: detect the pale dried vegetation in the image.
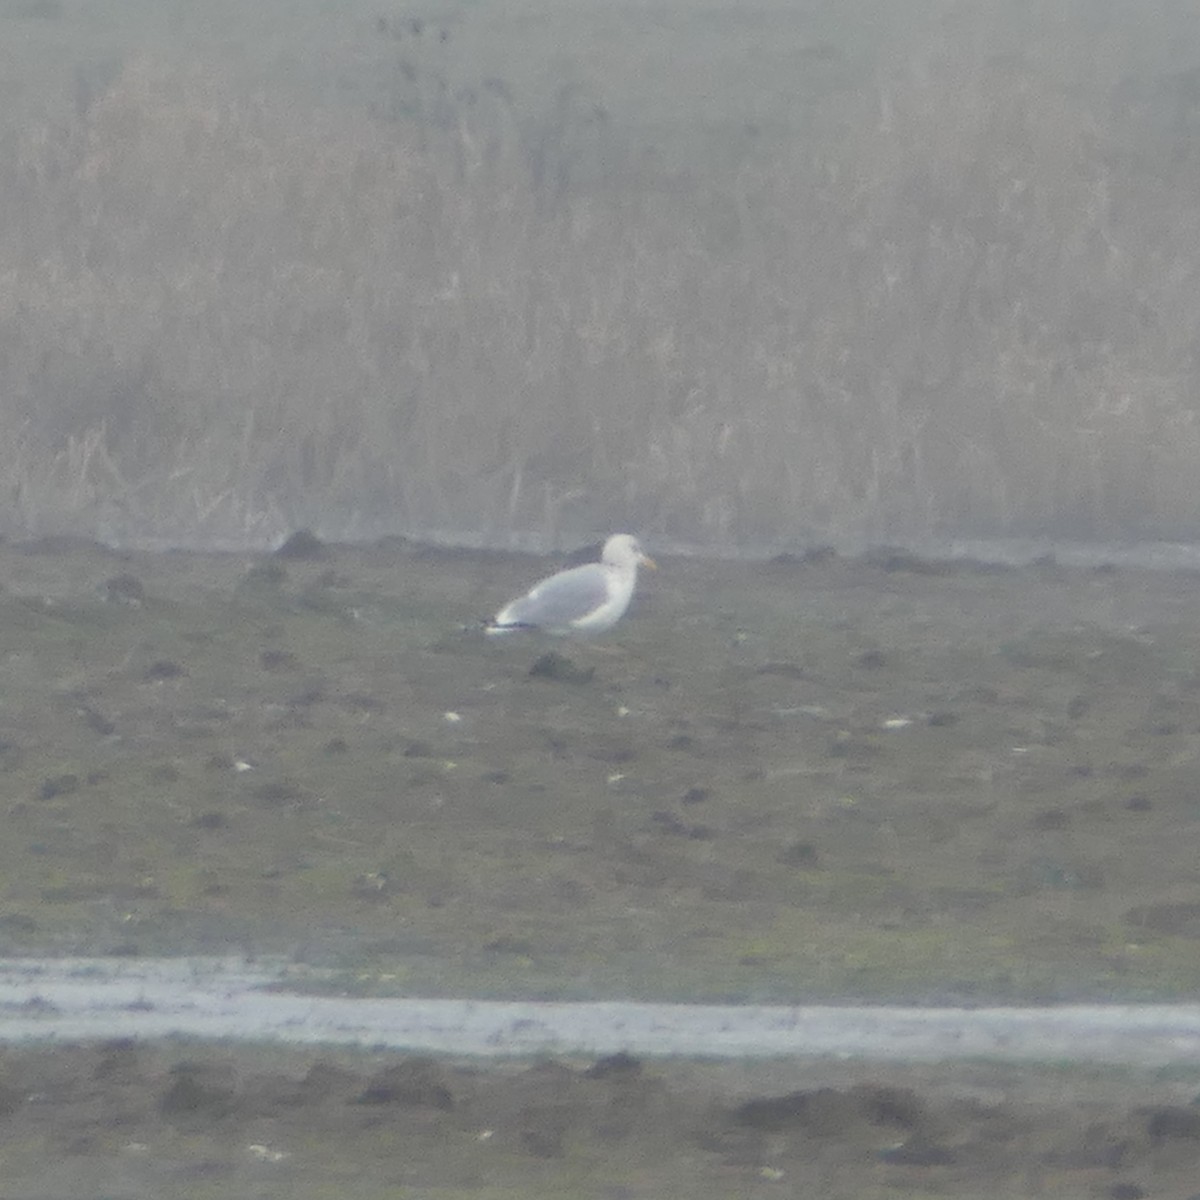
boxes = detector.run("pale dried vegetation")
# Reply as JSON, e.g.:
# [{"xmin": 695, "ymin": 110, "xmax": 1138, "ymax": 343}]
[{"xmin": 1, "ymin": 11, "xmax": 1198, "ymax": 551}]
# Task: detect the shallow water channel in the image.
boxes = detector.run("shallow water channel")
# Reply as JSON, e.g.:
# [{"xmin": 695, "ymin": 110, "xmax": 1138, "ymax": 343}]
[{"xmin": 3, "ymin": 957, "xmax": 1200, "ymax": 1065}]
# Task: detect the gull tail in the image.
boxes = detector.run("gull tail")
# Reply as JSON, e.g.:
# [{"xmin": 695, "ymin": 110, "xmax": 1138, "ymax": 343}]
[{"xmin": 482, "ymin": 617, "xmax": 533, "ymax": 635}]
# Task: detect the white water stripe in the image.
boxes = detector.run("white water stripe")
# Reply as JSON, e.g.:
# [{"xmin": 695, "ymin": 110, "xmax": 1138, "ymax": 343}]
[{"xmin": 1, "ymin": 958, "xmax": 1199, "ymax": 1064}]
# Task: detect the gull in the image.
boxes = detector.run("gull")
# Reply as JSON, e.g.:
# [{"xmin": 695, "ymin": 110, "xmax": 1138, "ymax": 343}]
[{"xmin": 486, "ymin": 534, "xmax": 656, "ymax": 636}]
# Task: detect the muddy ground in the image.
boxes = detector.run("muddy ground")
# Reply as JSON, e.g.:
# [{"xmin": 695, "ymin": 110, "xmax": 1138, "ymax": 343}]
[
  {"xmin": 5, "ymin": 534, "xmax": 1200, "ymax": 1194},
  {"xmin": 7, "ymin": 1038, "xmax": 1200, "ymax": 1199}
]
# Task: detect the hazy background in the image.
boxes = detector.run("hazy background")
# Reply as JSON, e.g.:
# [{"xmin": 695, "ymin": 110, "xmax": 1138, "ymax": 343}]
[{"xmin": 2, "ymin": 0, "xmax": 1200, "ymax": 555}]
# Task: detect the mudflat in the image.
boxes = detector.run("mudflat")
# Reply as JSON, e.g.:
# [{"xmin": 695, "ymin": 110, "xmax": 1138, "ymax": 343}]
[
  {"xmin": 5, "ymin": 1038, "xmax": 1200, "ymax": 1199},
  {"xmin": 4, "ymin": 534, "xmax": 1200, "ymax": 1194}
]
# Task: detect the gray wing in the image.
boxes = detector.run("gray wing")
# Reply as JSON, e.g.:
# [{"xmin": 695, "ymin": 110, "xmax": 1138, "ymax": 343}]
[{"xmin": 497, "ymin": 564, "xmax": 611, "ymax": 629}]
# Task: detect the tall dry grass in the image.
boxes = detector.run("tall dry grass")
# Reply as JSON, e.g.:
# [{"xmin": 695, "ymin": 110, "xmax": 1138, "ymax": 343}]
[{"xmin": 1, "ymin": 17, "xmax": 1199, "ymax": 552}]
